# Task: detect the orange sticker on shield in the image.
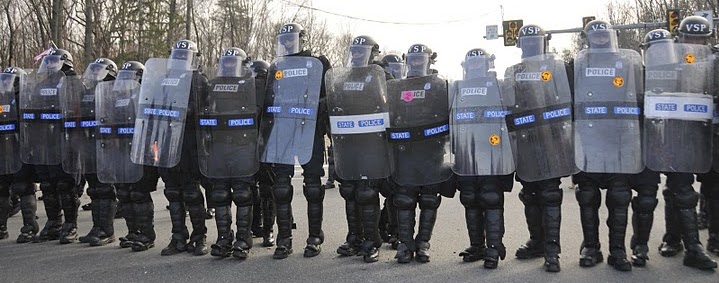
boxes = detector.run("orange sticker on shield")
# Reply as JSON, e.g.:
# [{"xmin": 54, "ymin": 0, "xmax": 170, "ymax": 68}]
[
  {"xmin": 489, "ymin": 134, "xmax": 501, "ymax": 146},
  {"xmin": 275, "ymin": 70, "xmax": 283, "ymax": 80},
  {"xmin": 613, "ymin": 76, "xmax": 624, "ymax": 88},
  {"xmin": 685, "ymin": 53, "xmax": 695, "ymax": 64},
  {"xmin": 541, "ymin": 71, "xmax": 552, "ymax": 82}
]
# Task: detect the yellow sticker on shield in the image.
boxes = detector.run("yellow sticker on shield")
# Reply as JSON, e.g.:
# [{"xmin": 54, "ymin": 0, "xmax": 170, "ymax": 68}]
[
  {"xmin": 275, "ymin": 70, "xmax": 283, "ymax": 80},
  {"xmin": 613, "ymin": 76, "xmax": 624, "ymax": 88},
  {"xmin": 541, "ymin": 71, "xmax": 552, "ymax": 82},
  {"xmin": 685, "ymin": 53, "xmax": 695, "ymax": 64},
  {"xmin": 489, "ymin": 134, "xmax": 501, "ymax": 146}
]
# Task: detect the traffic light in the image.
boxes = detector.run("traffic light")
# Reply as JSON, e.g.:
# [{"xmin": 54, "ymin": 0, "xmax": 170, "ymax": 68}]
[
  {"xmin": 667, "ymin": 9, "xmax": 681, "ymax": 35},
  {"xmin": 582, "ymin": 16, "xmax": 596, "ymax": 27},
  {"xmin": 503, "ymin": 20, "xmax": 524, "ymax": 47}
]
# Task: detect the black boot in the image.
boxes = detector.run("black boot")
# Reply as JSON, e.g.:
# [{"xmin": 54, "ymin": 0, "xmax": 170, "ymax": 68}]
[
  {"xmin": 543, "ymin": 205, "xmax": 562, "ymax": 273},
  {"xmin": 359, "ymin": 197, "xmax": 381, "ymax": 263},
  {"xmin": 187, "ymin": 204, "xmax": 208, "ymax": 256},
  {"xmin": 58, "ymin": 222, "xmax": 78, "ymax": 244},
  {"xmin": 606, "ymin": 191, "xmax": 632, "ymax": 271},
  {"xmin": 677, "ymin": 208, "xmax": 717, "ymax": 270},
  {"xmin": 119, "ymin": 202, "xmax": 137, "ymax": 248},
  {"xmin": 303, "ymin": 182, "xmax": 324, "ymax": 258},
  {"xmin": 337, "ymin": 200, "xmax": 362, "ymax": 257},
  {"xmin": 59, "ymin": 189, "xmax": 80, "ymax": 244},
  {"xmin": 630, "ymin": 197, "xmax": 656, "ymax": 267},
  {"xmin": 395, "ymin": 209, "xmax": 416, "ymax": 264},
  {"xmin": 273, "ymin": 237, "xmax": 293, "ymax": 259},
  {"xmin": 161, "ymin": 202, "xmax": 188, "ymax": 256},
  {"xmin": 88, "ymin": 199, "xmax": 117, "ymax": 246},
  {"xmin": 0, "ymin": 196, "xmax": 9, "ymax": 240},
  {"xmin": 415, "ymin": 208, "xmax": 437, "ymax": 263},
  {"xmin": 273, "ymin": 180, "xmax": 293, "ymax": 259},
  {"xmin": 16, "ymin": 195, "xmax": 39, "ymax": 243},
  {"xmin": 578, "ymin": 200, "xmax": 602, "ymax": 267},
  {"xmin": 132, "ymin": 202, "xmax": 156, "ymax": 252},
  {"xmin": 211, "ymin": 205, "xmax": 234, "ymax": 257},
  {"xmin": 483, "ymin": 209, "xmax": 506, "ymax": 269},
  {"xmin": 232, "ymin": 205, "xmax": 253, "ymax": 259},
  {"xmin": 659, "ymin": 190, "xmax": 683, "ymax": 257},
  {"xmin": 706, "ymin": 197, "xmax": 719, "ymax": 256},
  {"xmin": 34, "ymin": 192, "xmax": 62, "ymax": 243},
  {"xmin": 261, "ymin": 199, "xmax": 275, "ymax": 247},
  {"xmin": 516, "ymin": 203, "xmax": 544, "ymax": 259},
  {"xmin": 459, "ymin": 208, "xmax": 485, "ymax": 262}
]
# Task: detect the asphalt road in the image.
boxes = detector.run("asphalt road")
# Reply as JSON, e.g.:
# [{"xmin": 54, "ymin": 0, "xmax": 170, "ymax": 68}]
[{"xmin": 0, "ymin": 173, "xmax": 717, "ymax": 283}]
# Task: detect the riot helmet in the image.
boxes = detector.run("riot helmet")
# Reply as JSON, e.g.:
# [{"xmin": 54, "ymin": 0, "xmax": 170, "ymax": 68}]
[
  {"xmin": 117, "ymin": 61, "xmax": 145, "ymax": 82},
  {"xmin": 169, "ymin": 39, "xmax": 200, "ymax": 70},
  {"xmin": 517, "ymin": 24, "xmax": 547, "ymax": 58},
  {"xmin": 380, "ymin": 54, "xmax": 406, "ymax": 79},
  {"xmin": 217, "ymin": 47, "xmax": 248, "ymax": 77},
  {"xmin": 277, "ymin": 23, "xmax": 306, "ymax": 56},
  {"xmin": 0, "ymin": 67, "xmax": 26, "ymax": 93},
  {"xmin": 38, "ymin": 48, "xmax": 73, "ymax": 73},
  {"xmin": 582, "ymin": 19, "xmax": 618, "ymax": 50},
  {"xmin": 461, "ymin": 48, "xmax": 495, "ymax": 79},
  {"xmin": 346, "ymin": 35, "xmax": 380, "ymax": 68},
  {"xmin": 250, "ymin": 60, "xmax": 270, "ymax": 77},
  {"xmin": 405, "ymin": 44, "xmax": 436, "ymax": 78},
  {"xmin": 643, "ymin": 29, "xmax": 677, "ymax": 65},
  {"xmin": 677, "ymin": 16, "xmax": 712, "ymax": 44},
  {"xmin": 83, "ymin": 58, "xmax": 118, "ymax": 82}
]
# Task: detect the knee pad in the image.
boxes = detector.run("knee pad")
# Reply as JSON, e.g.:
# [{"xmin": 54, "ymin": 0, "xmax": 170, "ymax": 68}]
[
  {"xmin": 40, "ymin": 181, "xmax": 56, "ymax": 193},
  {"xmin": 393, "ymin": 193, "xmax": 417, "ymax": 210},
  {"xmin": 182, "ymin": 188, "xmax": 204, "ymax": 205},
  {"xmin": 478, "ymin": 184, "xmax": 503, "ymax": 209},
  {"xmin": 303, "ymin": 183, "xmax": 324, "ymax": 204},
  {"xmin": 419, "ymin": 193, "xmax": 441, "ymax": 210},
  {"xmin": 209, "ymin": 183, "xmax": 232, "ymax": 207},
  {"xmin": 11, "ymin": 182, "xmax": 35, "ymax": 196},
  {"xmin": 129, "ymin": 190, "xmax": 152, "ymax": 204},
  {"xmin": 674, "ymin": 189, "xmax": 700, "ymax": 209},
  {"xmin": 339, "ymin": 181, "xmax": 356, "ymax": 201},
  {"xmin": 631, "ymin": 196, "xmax": 658, "ymax": 214},
  {"xmin": 116, "ymin": 185, "xmax": 131, "ymax": 202},
  {"xmin": 355, "ymin": 185, "xmax": 379, "ymax": 206},
  {"xmin": 665, "ymin": 173, "xmax": 694, "ymax": 188},
  {"xmin": 575, "ymin": 183, "xmax": 600, "ymax": 208},
  {"xmin": 95, "ymin": 185, "xmax": 116, "ymax": 200},
  {"xmin": 541, "ymin": 188, "xmax": 563, "ymax": 207},
  {"xmin": 164, "ymin": 187, "xmax": 183, "ymax": 202},
  {"xmin": 518, "ymin": 186, "xmax": 540, "ymax": 206},
  {"xmin": 606, "ymin": 186, "xmax": 632, "ymax": 209},
  {"xmin": 232, "ymin": 185, "xmax": 253, "ymax": 207},
  {"xmin": 86, "ymin": 186, "xmax": 98, "ymax": 199},
  {"xmin": 272, "ymin": 183, "xmax": 293, "ymax": 205},
  {"xmin": 459, "ymin": 185, "xmax": 479, "ymax": 208}
]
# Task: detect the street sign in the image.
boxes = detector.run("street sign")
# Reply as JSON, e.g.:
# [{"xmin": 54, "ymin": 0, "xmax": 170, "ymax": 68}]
[{"xmin": 486, "ymin": 25, "xmax": 499, "ymax": 40}]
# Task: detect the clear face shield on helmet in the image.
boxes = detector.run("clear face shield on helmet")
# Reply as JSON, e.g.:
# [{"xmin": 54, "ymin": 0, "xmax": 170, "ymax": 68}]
[
  {"xmin": 346, "ymin": 45, "xmax": 373, "ymax": 68},
  {"xmin": 677, "ymin": 33, "xmax": 709, "ymax": 45},
  {"xmin": 462, "ymin": 56, "xmax": 493, "ymax": 79},
  {"xmin": 116, "ymin": 70, "xmax": 140, "ymax": 81},
  {"xmin": 587, "ymin": 29, "xmax": 618, "ymax": 51},
  {"xmin": 406, "ymin": 53, "xmax": 430, "ymax": 77},
  {"xmin": 277, "ymin": 33, "xmax": 301, "ymax": 57},
  {"xmin": 82, "ymin": 62, "xmax": 111, "ymax": 83},
  {"xmin": 38, "ymin": 55, "xmax": 63, "ymax": 73},
  {"xmin": 169, "ymin": 49, "xmax": 197, "ymax": 70},
  {"xmin": 216, "ymin": 56, "xmax": 246, "ymax": 77},
  {"xmin": 519, "ymin": 35, "xmax": 546, "ymax": 59},
  {"xmin": 386, "ymin": 62, "xmax": 407, "ymax": 79},
  {"xmin": 0, "ymin": 73, "xmax": 16, "ymax": 92}
]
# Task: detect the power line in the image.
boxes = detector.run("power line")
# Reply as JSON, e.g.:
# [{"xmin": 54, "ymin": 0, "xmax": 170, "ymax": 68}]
[{"xmin": 279, "ymin": 0, "xmax": 495, "ymax": 25}]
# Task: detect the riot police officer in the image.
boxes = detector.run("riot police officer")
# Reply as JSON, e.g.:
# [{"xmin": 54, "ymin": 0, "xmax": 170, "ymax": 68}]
[
  {"xmin": 249, "ymin": 59, "xmax": 276, "ymax": 248},
  {"xmin": 104, "ymin": 61, "xmax": 160, "ymax": 252},
  {"xmin": 0, "ymin": 67, "xmax": 38, "ymax": 242},
  {"xmin": 572, "ymin": 20, "xmax": 644, "ymax": 271},
  {"xmin": 201, "ymin": 47, "xmax": 262, "ymax": 259},
  {"xmin": 260, "ymin": 23, "xmax": 331, "ymax": 259},
  {"xmin": 72, "ymin": 58, "xmax": 120, "ymax": 246},
  {"xmin": 329, "ymin": 35, "xmax": 392, "ymax": 263},
  {"xmin": 650, "ymin": 16, "xmax": 717, "ymax": 270},
  {"xmin": 505, "ymin": 25, "xmax": 573, "ymax": 272},
  {"xmin": 386, "ymin": 44, "xmax": 454, "ymax": 264},
  {"xmin": 24, "ymin": 49, "xmax": 82, "ymax": 244},
  {"xmin": 453, "ymin": 48, "xmax": 515, "ymax": 269}
]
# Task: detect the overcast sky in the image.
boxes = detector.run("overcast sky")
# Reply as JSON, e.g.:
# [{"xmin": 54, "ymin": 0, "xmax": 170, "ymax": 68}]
[{"xmin": 279, "ymin": 0, "xmax": 614, "ymax": 78}]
